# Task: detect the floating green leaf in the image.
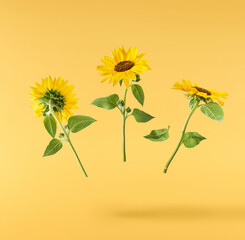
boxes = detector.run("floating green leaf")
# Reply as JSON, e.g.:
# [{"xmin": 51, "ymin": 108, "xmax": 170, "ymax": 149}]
[
  {"xmin": 43, "ymin": 138, "xmax": 63, "ymax": 157},
  {"xmin": 91, "ymin": 94, "xmax": 119, "ymax": 110},
  {"xmin": 182, "ymin": 132, "xmax": 206, "ymax": 148},
  {"xmin": 131, "ymin": 108, "xmax": 154, "ymax": 123},
  {"xmin": 144, "ymin": 127, "xmax": 170, "ymax": 142},
  {"xmin": 68, "ymin": 115, "xmax": 96, "ymax": 133},
  {"xmin": 43, "ymin": 114, "xmax": 57, "ymax": 138},
  {"xmin": 131, "ymin": 84, "xmax": 144, "ymax": 106},
  {"xmin": 200, "ymin": 102, "xmax": 224, "ymax": 121}
]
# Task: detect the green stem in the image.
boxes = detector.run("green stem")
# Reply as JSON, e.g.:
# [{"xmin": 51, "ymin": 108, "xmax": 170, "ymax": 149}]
[
  {"xmin": 122, "ymin": 88, "xmax": 128, "ymax": 162},
  {"xmin": 49, "ymin": 106, "xmax": 88, "ymax": 177},
  {"xmin": 163, "ymin": 101, "xmax": 199, "ymax": 174},
  {"xmin": 66, "ymin": 139, "xmax": 88, "ymax": 177}
]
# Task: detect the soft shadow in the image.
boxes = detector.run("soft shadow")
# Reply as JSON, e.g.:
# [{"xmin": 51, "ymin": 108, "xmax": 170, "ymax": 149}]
[{"xmin": 112, "ymin": 206, "xmax": 245, "ymax": 220}]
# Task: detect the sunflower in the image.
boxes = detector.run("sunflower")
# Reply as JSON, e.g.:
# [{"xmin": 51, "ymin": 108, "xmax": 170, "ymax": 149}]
[
  {"xmin": 97, "ymin": 46, "xmax": 151, "ymax": 88},
  {"xmin": 172, "ymin": 80, "xmax": 228, "ymax": 106},
  {"xmin": 30, "ymin": 76, "xmax": 78, "ymax": 121}
]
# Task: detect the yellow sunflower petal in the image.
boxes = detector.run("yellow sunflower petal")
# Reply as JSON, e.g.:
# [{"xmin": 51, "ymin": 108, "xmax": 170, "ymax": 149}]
[
  {"xmin": 173, "ymin": 79, "xmax": 228, "ymax": 106},
  {"xmin": 127, "ymin": 71, "xmax": 137, "ymax": 80},
  {"xmin": 61, "ymin": 85, "xmax": 75, "ymax": 96},
  {"xmin": 47, "ymin": 76, "xmax": 53, "ymax": 90},
  {"xmin": 105, "ymin": 56, "xmax": 116, "ymax": 64},
  {"xmin": 34, "ymin": 82, "xmax": 45, "ymax": 92},
  {"xmin": 97, "ymin": 46, "xmax": 150, "ymax": 87},
  {"xmin": 131, "ymin": 47, "xmax": 138, "ymax": 61},
  {"xmin": 121, "ymin": 46, "xmax": 127, "ymax": 59},
  {"xmin": 134, "ymin": 53, "xmax": 146, "ymax": 62},
  {"xmin": 126, "ymin": 47, "xmax": 133, "ymax": 61},
  {"xmin": 117, "ymin": 48, "xmax": 124, "ymax": 62},
  {"xmin": 112, "ymin": 49, "xmax": 119, "ymax": 63},
  {"xmin": 30, "ymin": 77, "xmax": 77, "ymax": 120},
  {"xmin": 131, "ymin": 66, "xmax": 144, "ymax": 74},
  {"xmin": 123, "ymin": 78, "xmax": 130, "ymax": 89},
  {"xmin": 109, "ymin": 74, "xmax": 117, "ymax": 84},
  {"xmin": 101, "ymin": 75, "xmax": 111, "ymax": 83}
]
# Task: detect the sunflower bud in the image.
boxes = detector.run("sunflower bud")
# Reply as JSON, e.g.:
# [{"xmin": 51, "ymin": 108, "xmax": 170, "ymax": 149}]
[
  {"xmin": 126, "ymin": 107, "xmax": 131, "ymax": 113},
  {"xmin": 135, "ymin": 74, "xmax": 141, "ymax": 82},
  {"xmin": 64, "ymin": 125, "xmax": 70, "ymax": 135},
  {"xmin": 59, "ymin": 133, "xmax": 65, "ymax": 138},
  {"xmin": 118, "ymin": 100, "xmax": 125, "ymax": 107}
]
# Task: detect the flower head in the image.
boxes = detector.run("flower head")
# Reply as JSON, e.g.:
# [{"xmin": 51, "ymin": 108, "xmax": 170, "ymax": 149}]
[
  {"xmin": 30, "ymin": 76, "xmax": 78, "ymax": 121},
  {"xmin": 173, "ymin": 80, "xmax": 228, "ymax": 106},
  {"xmin": 97, "ymin": 46, "xmax": 151, "ymax": 89}
]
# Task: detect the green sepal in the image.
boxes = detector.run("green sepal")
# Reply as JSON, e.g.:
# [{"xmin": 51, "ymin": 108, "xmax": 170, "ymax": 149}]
[
  {"xmin": 37, "ymin": 97, "xmax": 49, "ymax": 105},
  {"xmin": 200, "ymin": 102, "xmax": 224, "ymax": 121},
  {"xmin": 131, "ymin": 108, "xmax": 154, "ymax": 123},
  {"xmin": 131, "ymin": 84, "xmax": 144, "ymax": 106},
  {"xmin": 43, "ymin": 138, "xmax": 63, "ymax": 157},
  {"xmin": 119, "ymin": 79, "xmax": 123, "ymax": 86},
  {"xmin": 135, "ymin": 74, "xmax": 141, "ymax": 82},
  {"xmin": 144, "ymin": 127, "xmax": 170, "ymax": 142},
  {"xmin": 68, "ymin": 115, "xmax": 96, "ymax": 133},
  {"xmin": 189, "ymin": 97, "xmax": 200, "ymax": 110},
  {"xmin": 91, "ymin": 94, "xmax": 119, "ymax": 110},
  {"xmin": 43, "ymin": 114, "xmax": 57, "ymax": 138},
  {"xmin": 182, "ymin": 132, "xmax": 206, "ymax": 148},
  {"xmin": 64, "ymin": 125, "xmax": 70, "ymax": 136}
]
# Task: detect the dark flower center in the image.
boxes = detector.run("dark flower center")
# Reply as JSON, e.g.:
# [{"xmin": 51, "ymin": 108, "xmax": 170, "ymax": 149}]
[
  {"xmin": 194, "ymin": 86, "xmax": 211, "ymax": 95},
  {"xmin": 114, "ymin": 61, "xmax": 134, "ymax": 72}
]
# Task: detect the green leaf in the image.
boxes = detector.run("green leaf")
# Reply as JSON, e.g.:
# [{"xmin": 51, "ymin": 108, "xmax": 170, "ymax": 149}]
[
  {"xmin": 68, "ymin": 115, "xmax": 96, "ymax": 133},
  {"xmin": 144, "ymin": 127, "xmax": 170, "ymax": 142},
  {"xmin": 43, "ymin": 114, "xmax": 57, "ymax": 138},
  {"xmin": 43, "ymin": 138, "xmax": 63, "ymax": 157},
  {"xmin": 131, "ymin": 108, "xmax": 154, "ymax": 123},
  {"xmin": 131, "ymin": 84, "xmax": 144, "ymax": 106},
  {"xmin": 182, "ymin": 132, "xmax": 206, "ymax": 148},
  {"xmin": 91, "ymin": 94, "xmax": 119, "ymax": 110},
  {"xmin": 200, "ymin": 102, "xmax": 224, "ymax": 121}
]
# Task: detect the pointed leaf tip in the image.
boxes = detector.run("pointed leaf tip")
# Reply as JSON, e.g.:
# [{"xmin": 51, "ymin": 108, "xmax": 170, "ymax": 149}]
[
  {"xmin": 131, "ymin": 84, "xmax": 144, "ymax": 106},
  {"xmin": 91, "ymin": 94, "xmax": 119, "ymax": 110},
  {"xmin": 44, "ymin": 114, "xmax": 57, "ymax": 138},
  {"xmin": 182, "ymin": 132, "xmax": 206, "ymax": 148},
  {"xmin": 132, "ymin": 108, "xmax": 154, "ymax": 123},
  {"xmin": 200, "ymin": 102, "xmax": 224, "ymax": 121},
  {"xmin": 144, "ymin": 127, "xmax": 170, "ymax": 142},
  {"xmin": 43, "ymin": 138, "xmax": 62, "ymax": 157},
  {"xmin": 68, "ymin": 115, "xmax": 96, "ymax": 133}
]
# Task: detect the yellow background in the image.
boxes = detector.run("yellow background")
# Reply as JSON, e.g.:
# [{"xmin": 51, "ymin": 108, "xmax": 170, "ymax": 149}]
[{"xmin": 1, "ymin": 0, "xmax": 245, "ymax": 239}]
